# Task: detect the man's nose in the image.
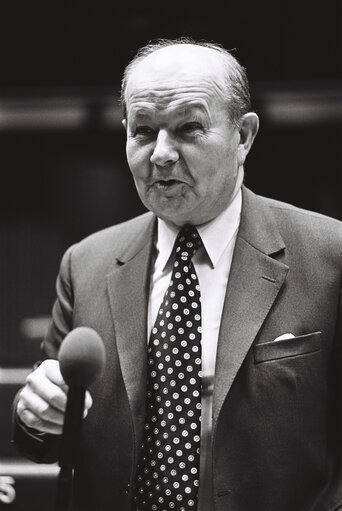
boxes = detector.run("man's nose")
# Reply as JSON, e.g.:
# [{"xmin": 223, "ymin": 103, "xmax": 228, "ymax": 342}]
[{"xmin": 150, "ymin": 130, "xmax": 179, "ymax": 167}]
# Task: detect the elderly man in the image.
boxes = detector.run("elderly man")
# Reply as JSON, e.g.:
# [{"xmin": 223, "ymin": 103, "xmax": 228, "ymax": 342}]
[{"xmin": 13, "ymin": 38, "xmax": 342, "ymax": 511}]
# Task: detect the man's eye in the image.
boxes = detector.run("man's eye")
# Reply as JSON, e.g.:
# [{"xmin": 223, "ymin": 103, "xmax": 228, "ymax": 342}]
[
  {"xmin": 135, "ymin": 126, "xmax": 155, "ymax": 137},
  {"xmin": 179, "ymin": 122, "xmax": 203, "ymax": 133}
]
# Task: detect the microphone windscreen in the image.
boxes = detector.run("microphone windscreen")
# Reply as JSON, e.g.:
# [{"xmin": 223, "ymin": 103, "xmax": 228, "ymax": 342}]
[{"xmin": 58, "ymin": 327, "xmax": 106, "ymax": 388}]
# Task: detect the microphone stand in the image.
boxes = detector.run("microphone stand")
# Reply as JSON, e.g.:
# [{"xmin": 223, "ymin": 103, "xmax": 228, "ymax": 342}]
[{"xmin": 55, "ymin": 387, "xmax": 85, "ymax": 511}]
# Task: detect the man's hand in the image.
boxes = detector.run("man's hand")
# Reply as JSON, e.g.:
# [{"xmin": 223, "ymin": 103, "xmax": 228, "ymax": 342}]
[{"xmin": 16, "ymin": 359, "xmax": 93, "ymax": 435}]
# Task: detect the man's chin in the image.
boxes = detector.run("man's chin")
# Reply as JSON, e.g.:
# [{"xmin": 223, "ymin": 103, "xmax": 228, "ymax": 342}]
[
  {"xmin": 150, "ymin": 204, "xmax": 191, "ymax": 227},
  {"xmin": 154, "ymin": 208, "xmax": 203, "ymax": 229},
  {"xmin": 142, "ymin": 192, "xmax": 199, "ymax": 226}
]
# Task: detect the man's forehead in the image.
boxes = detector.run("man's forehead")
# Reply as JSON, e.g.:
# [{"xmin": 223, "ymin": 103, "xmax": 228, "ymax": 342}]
[{"xmin": 125, "ymin": 45, "xmax": 227, "ymax": 116}]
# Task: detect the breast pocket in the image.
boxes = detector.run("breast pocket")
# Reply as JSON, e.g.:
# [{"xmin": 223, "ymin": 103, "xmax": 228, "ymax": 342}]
[{"xmin": 253, "ymin": 331, "xmax": 322, "ymax": 364}]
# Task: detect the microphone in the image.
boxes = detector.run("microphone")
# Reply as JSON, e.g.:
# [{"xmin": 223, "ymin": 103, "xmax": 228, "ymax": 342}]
[
  {"xmin": 55, "ymin": 327, "xmax": 106, "ymax": 511},
  {"xmin": 58, "ymin": 326, "xmax": 106, "ymax": 388}
]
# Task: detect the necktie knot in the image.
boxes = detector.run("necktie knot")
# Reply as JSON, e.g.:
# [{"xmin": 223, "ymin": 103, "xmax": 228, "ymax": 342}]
[{"xmin": 175, "ymin": 225, "xmax": 202, "ymax": 262}]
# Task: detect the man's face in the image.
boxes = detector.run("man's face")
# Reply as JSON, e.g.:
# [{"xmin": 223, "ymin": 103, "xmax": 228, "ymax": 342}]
[{"xmin": 124, "ymin": 45, "xmax": 245, "ymax": 227}]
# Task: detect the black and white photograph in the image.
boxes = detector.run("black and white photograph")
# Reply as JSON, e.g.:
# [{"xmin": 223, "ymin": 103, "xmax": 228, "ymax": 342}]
[{"xmin": 1, "ymin": 1, "xmax": 341, "ymax": 509}]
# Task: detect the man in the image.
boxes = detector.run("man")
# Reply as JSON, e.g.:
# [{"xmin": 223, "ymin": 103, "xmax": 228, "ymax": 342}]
[{"xmin": 13, "ymin": 38, "xmax": 342, "ymax": 510}]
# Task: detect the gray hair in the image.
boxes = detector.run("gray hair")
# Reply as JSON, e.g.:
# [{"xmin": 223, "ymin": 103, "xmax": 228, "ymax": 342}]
[{"xmin": 120, "ymin": 37, "xmax": 251, "ymax": 127}]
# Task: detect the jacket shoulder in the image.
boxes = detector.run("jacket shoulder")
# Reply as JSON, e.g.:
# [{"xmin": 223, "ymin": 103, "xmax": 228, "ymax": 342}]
[
  {"xmin": 77, "ymin": 211, "xmax": 154, "ymax": 250},
  {"xmin": 260, "ymin": 194, "xmax": 342, "ymax": 253},
  {"xmin": 62, "ymin": 211, "xmax": 155, "ymax": 272}
]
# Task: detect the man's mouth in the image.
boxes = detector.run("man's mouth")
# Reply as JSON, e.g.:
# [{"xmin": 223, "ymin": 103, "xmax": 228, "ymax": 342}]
[{"xmin": 155, "ymin": 179, "xmax": 181, "ymax": 191}]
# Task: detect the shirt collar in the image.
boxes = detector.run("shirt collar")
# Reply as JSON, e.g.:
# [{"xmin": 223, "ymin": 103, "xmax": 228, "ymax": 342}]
[{"xmin": 156, "ymin": 187, "xmax": 242, "ymax": 270}]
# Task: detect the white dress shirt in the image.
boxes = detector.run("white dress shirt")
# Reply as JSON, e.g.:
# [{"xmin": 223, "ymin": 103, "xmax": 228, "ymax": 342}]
[{"xmin": 148, "ymin": 187, "xmax": 242, "ymax": 508}]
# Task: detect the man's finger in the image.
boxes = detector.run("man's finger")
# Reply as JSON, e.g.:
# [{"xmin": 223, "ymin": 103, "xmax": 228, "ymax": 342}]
[
  {"xmin": 83, "ymin": 391, "xmax": 93, "ymax": 418},
  {"xmin": 41, "ymin": 360, "xmax": 69, "ymax": 392},
  {"xmin": 25, "ymin": 362, "xmax": 68, "ymax": 413},
  {"xmin": 18, "ymin": 406, "xmax": 63, "ymax": 435},
  {"xmin": 18, "ymin": 387, "xmax": 65, "ymax": 427}
]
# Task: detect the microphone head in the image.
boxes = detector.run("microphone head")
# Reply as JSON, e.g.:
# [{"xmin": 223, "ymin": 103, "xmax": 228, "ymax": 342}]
[{"xmin": 58, "ymin": 327, "xmax": 106, "ymax": 388}]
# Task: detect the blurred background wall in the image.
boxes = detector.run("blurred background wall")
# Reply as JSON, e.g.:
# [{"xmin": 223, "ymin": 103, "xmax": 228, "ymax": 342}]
[
  {"xmin": 0, "ymin": 0, "xmax": 341, "ymax": 505},
  {"xmin": 0, "ymin": 0, "xmax": 341, "ymax": 367}
]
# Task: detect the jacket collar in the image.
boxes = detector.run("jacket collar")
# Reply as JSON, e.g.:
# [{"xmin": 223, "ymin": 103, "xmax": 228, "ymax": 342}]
[{"xmin": 239, "ymin": 186, "xmax": 286, "ymax": 256}]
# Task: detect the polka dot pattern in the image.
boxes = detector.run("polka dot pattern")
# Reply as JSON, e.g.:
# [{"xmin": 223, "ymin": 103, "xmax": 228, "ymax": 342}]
[{"xmin": 132, "ymin": 225, "xmax": 202, "ymax": 511}]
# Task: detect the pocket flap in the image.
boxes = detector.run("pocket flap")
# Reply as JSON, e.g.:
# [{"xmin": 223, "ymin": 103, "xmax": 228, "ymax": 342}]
[{"xmin": 253, "ymin": 331, "xmax": 322, "ymax": 364}]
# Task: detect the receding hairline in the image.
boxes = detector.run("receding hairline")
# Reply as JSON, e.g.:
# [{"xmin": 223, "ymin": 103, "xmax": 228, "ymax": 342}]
[
  {"xmin": 120, "ymin": 38, "xmax": 252, "ymax": 125},
  {"xmin": 130, "ymin": 42, "xmax": 232, "ymax": 70}
]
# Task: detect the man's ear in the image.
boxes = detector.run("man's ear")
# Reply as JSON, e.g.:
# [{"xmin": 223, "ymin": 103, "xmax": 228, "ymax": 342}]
[
  {"xmin": 122, "ymin": 119, "xmax": 127, "ymax": 131},
  {"xmin": 237, "ymin": 112, "xmax": 259, "ymax": 166}
]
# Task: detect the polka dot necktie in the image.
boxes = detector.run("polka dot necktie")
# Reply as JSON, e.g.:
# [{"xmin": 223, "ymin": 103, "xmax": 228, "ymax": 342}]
[{"xmin": 132, "ymin": 225, "xmax": 203, "ymax": 511}]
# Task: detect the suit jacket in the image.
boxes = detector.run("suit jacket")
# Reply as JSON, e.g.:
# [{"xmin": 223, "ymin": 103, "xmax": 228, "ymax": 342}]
[{"xmin": 13, "ymin": 186, "xmax": 342, "ymax": 510}]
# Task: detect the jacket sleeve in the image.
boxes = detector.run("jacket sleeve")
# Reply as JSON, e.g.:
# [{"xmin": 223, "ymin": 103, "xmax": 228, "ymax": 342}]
[
  {"xmin": 43, "ymin": 244, "xmax": 75, "ymax": 358},
  {"xmin": 11, "ymin": 245, "xmax": 75, "ymax": 463}
]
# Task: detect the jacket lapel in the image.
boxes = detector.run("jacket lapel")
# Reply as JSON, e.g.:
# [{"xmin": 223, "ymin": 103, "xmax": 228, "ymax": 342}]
[
  {"xmin": 213, "ymin": 187, "xmax": 289, "ymax": 423},
  {"xmin": 106, "ymin": 214, "xmax": 156, "ymax": 446}
]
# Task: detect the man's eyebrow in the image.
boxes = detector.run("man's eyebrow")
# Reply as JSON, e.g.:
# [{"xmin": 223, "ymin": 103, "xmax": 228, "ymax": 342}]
[
  {"xmin": 175, "ymin": 104, "xmax": 208, "ymax": 117},
  {"xmin": 132, "ymin": 109, "xmax": 152, "ymax": 119},
  {"xmin": 132, "ymin": 103, "xmax": 208, "ymax": 118},
  {"xmin": 129, "ymin": 104, "xmax": 210, "ymax": 126}
]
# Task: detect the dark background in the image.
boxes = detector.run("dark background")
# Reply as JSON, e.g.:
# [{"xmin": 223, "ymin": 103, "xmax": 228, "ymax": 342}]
[{"xmin": 0, "ymin": 0, "xmax": 341, "ymax": 366}]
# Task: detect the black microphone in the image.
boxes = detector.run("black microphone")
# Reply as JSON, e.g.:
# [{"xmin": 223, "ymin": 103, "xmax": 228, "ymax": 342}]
[{"xmin": 55, "ymin": 327, "xmax": 106, "ymax": 511}]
